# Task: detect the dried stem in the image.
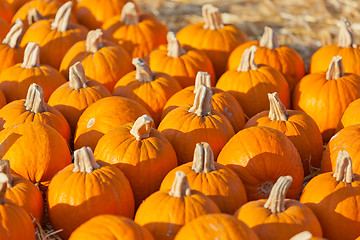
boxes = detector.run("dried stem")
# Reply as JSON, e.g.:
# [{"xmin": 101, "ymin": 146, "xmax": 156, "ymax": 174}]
[
  {"xmin": 130, "ymin": 115, "xmax": 154, "ymax": 140},
  {"xmin": 73, "ymin": 147, "xmax": 100, "ymax": 173},
  {"xmin": 193, "ymin": 71, "xmax": 212, "ymax": 93},
  {"xmin": 326, "ymin": 56, "xmax": 344, "ymax": 80},
  {"xmin": 237, "ymin": 46, "xmax": 258, "ymax": 72},
  {"xmin": 27, "ymin": 8, "xmax": 44, "ymax": 26},
  {"xmin": 133, "ymin": 58, "xmax": 153, "ymax": 82},
  {"xmin": 2, "ymin": 19, "xmax": 24, "ymax": 49},
  {"xmin": 51, "ymin": 1, "xmax": 72, "ymax": 32},
  {"xmin": 338, "ymin": 18, "xmax": 357, "ymax": 48},
  {"xmin": 0, "ymin": 160, "xmax": 13, "ymax": 188},
  {"xmin": 86, "ymin": 29, "xmax": 104, "ymax": 53},
  {"xmin": 189, "ymin": 84, "xmax": 212, "ymax": 117},
  {"xmin": 264, "ymin": 176, "xmax": 292, "ymax": 214},
  {"xmin": 121, "ymin": 2, "xmax": 139, "ymax": 25},
  {"xmin": 0, "ymin": 173, "xmax": 9, "ymax": 204},
  {"xmin": 21, "ymin": 42, "xmax": 40, "ymax": 68},
  {"xmin": 259, "ymin": 26, "xmax": 279, "ymax": 49},
  {"xmin": 268, "ymin": 92, "xmax": 288, "ymax": 121},
  {"xmin": 69, "ymin": 62, "xmax": 88, "ymax": 90},
  {"xmin": 191, "ymin": 142, "xmax": 216, "ymax": 173},
  {"xmin": 202, "ymin": 4, "xmax": 224, "ymax": 30},
  {"xmin": 290, "ymin": 231, "xmax": 314, "ymax": 240},
  {"xmin": 168, "ymin": 171, "xmax": 191, "ymax": 198},
  {"xmin": 167, "ymin": 31, "xmax": 186, "ymax": 58},
  {"xmin": 25, "ymin": 83, "xmax": 46, "ymax": 113},
  {"xmin": 333, "ymin": 150, "xmax": 354, "ymax": 183}
]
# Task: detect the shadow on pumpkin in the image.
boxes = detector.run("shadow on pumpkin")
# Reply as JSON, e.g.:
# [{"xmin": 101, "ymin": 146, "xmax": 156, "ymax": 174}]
[
  {"xmin": 74, "ymin": 129, "xmax": 104, "ymax": 151},
  {"xmin": 0, "ymin": 132, "xmax": 22, "ymax": 159},
  {"xmin": 75, "ymin": 7, "xmax": 102, "ymax": 29},
  {"xmin": 142, "ymin": 221, "xmax": 182, "ymax": 240}
]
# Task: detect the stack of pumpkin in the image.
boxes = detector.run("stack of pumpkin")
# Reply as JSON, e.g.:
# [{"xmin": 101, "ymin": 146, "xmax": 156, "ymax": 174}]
[{"xmin": 0, "ymin": 0, "xmax": 360, "ymax": 239}]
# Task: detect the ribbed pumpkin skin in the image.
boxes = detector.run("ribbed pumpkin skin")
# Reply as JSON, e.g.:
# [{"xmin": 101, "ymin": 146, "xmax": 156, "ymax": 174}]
[
  {"xmin": 147, "ymin": 44, "xmax": 215, "ymax": 88},
  {"xmin": 217, "ymin": 126, "xmax": 304, "ymax": 200},
  {"xmin": 176, "ymin": 23, "xmax": 248, "ymax": 78},
  {"xmin": 245, "ymin": 110, "xmax": 323, "ymax": 176},
  {"xmin": 0, "ymin": 40, "xmax": 23, "ymax": 75},
  {"xmin": 162, "ymin": 86, "xmax": 245, "ymax": 132},
  {"xmin": 160, "ymin": 162, "xmax": 247, "ymax": 214},
  {"xmin": 69, "ymin": 215, "xmax": 155, "ymax": 240},
  {"xmin": 94, "ymin": 123, "xmax": 177, "ymax": 208},
  {"xmin": 134, "ymin": 190, "xmax": 221, "ymax": 240},
  {"xmin": 74, "ymin": 96, "xmax": 151, "ymax": 150},
  {"xmin": 0, "ymin": 122, "xmax": 71, "ymax": 188},
  {"xmin": 59, "ymin": 40, "xmax": 133, "ymax": 91},
  {"xmin": 300, "ymin": 173, "xmax": 360, "ymax": 240},
  {"xmin": 235, "ymin": 199, "xmax": 322, "ymax": 240},
  {"xmin": 48, "ymin": 161, "xmax": 135, "ymax": 239},
  {"xmin": 337, "ymin": 98, "xmax": 360, "ymax": 131}
]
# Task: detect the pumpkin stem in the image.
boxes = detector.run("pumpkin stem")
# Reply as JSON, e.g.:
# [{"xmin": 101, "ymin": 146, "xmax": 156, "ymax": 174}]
[
  {"xmin": 193, "ymin": 71, "xmax": 212, "ymax": 93},
  {"xmin": 167, "ymin": 31, "xmax": 186, "ymax": 58},
  {"xmin": 326, "ymin": 56, "xmax": 344, "ymax": 80},
  {"xmin": 168, "ymin": 171, "xmax": 191, "ymax": 198},
  {"xmin": 202, "ymin": 4, "xmax": 224, "ymax": 30},
  {"xmin": 268, "ymin": 92, "xmax": 288, "ymax": 121},
  {"xmin": 27, "ymin": 8, "xmax": 44, "ymax": 26},
  {"xmin": 237, "ymin": 46, "xmax": 258, "ymax": 72},
  {"xmin": 333, "ymin": 150, "xmax": 354, "ymax": 183},
  {"xmin": 69, "ymin": 62, "xmax": 88, "ymax": 90},
  {"xmin": 21, "ymin": 42, "xmax": 40, "ymax": 68},
  {"xmin": 86, "ymin": 29, "xmax": 104, "ymax": 53},
  {"xmin": 130, "ymin": 115, "xmax": 154, "ymax": 140},
  {"xmin": 133, "ymin": 58, "xmax": 153, "ymax": 82},
  {"xmin": 0, "ymin": 160, "xmax": 13, "ymax": 188},
  {"xmin": 24, "ymin": 83, "xmax": 46, "ymax": 113},
  {"xmin": 189, "ymin": 84, "xmax": 212, "ymax": 117},
  {"xmin": 2, "ymin": 19, "xmax": 24, "ymax": 49},
  {"xmin": 0, "ymin": 173, "xmax": 8, "ymax": 204},
  {"xmin": 51, "ymin": 1, "xmax": 72, "ymax": 32},
  {"xmin": 259, "ymin": 26, "xmax": 279, "ymax": 49},
  {"xmin": 338, "ymin": 18, "xmax": 357, "ymax": 48},
  {"xmin": 290, "ymin": 231, "xmax": 314, "ymax": 240},
  {"xmin": 73, "ymin": 147, "xmax": 100, "ymax": 173},
  {"xmin": 121, "ymin": 2, "xmax": 139, "ymax": 25},
  {"xmin": 264, "ymin": 176, "xmax": 292, "ymax": 214},
  {"xmin": 192, "ymin": 142, "xmax": 216, "ymax": 173}
]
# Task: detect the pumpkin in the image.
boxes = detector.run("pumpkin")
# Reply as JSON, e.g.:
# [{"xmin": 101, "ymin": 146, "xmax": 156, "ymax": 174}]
[
  {"xmin": 216, "ymin": 45, "xmax": 290, "ymax": 118},
  {"xmin": 290, "ymin": 231, "xmax": 325, "ymax": 240},
  {"xmin": 69, "ymin": 214, "xmax": 155, "ymax": 240},
  {"xmin": 94, "ymin": 115, "xmax": 177, "ymax": 208},
  {"xmin": 0, "ymin": 19, "xmax": 24, "ymax": 74},
  {"xmin": 74, "ymin": 95, "xmax": 151, "ymax": 150},
  {"xmin": 0, "ymin": 83, "xmax": 71, "ymax": 142},
  {"xmin": 0, "ymin": 173, "xmax": 35, "ymax": 240},
  {"xmin": 235, "ymin": 176, "xmax": 323, "ymax": 240},
  {"xmin": 174, "ymin": 213, "xmax": 259, "ymax": 240},
  {"xmin": 217, "ymin": 126, "xmax": 304, "ymax": 200},
  {"xmin": 0, "ymin": 121, "xmax": 71, "ymax": 188},
  {"xmin": 0, "ymin": 0, "xmax": 12, "ymax": 23},
  {"xmin": 300, "ymin": 151, "xmax": 360, "ymax": 240},
  {"xmin": 76, "ymin": 0, "xmax": 134, "ymax": 30},
  {"xmin": 60, "ymin": 29, "xmax": 133, "ymax": 91},
  {"xmin": 162, "ymin": 71, "xmax": 246, "ymax": 132},
  {"xmin": 176, "ymin": 4, "xmax": 248, "ymax": 78},
  {"xmin": 48, "ymin": 147, "xmax": 135, "ymax": 239},
  {"xmin": 134, "ymin": 171, "xmax": 220, "ymax": 240},
  {"xmin": 310, "ymin": 19, "xmax": 360, "ymax": 75},
  {"xmin": 20, "ymin": 1, "xmax": 87, "ymax": 69},
  {"xmin": 147, "ymin": 31, "xmax": 215, "ymax": 88},
  {"xmin": 48, "ymin": 62, "xmax": 111, "ymax": 133},
  {"xmin": 245, "ymin": 92, "xmax": 323, "ymax": 176},
  {"xmin": 292, "ymin": 56, "xmax": 360, "ymax": 142},
  {"xmin": 337, "ymin": 98, "xmax": 360, "ymax": 131},
  {"xmin": 6, "ymin": 0, "xmax": 29, "ymax": 12},
  {"xmin": 0, "ymin": 17, "xmax": 10, "ymax": 39},
  {"xmin": 0, "ymin": 42, "xmax": 66, "ymax": 102},
  {"xmin": 228, "ymin": 26, "xmax": 305, "ymax": 91},
  {"xmin": 0, "ymin": 159, "xmax": 43, "ymax": 223},
  {"xmin": 158, "ymin": 84, "xmax": 234, "ymax": 165},
  {"xmin": 160, "ymin": 142, "xmax": 247, "ymax": 214},
  {"xmin": 113, "ymin": 58, "xmax": 182, "ymax": 126},
  {"xmin": 103, "ymin": 2, "xmax": 168, "ymax": 59}
]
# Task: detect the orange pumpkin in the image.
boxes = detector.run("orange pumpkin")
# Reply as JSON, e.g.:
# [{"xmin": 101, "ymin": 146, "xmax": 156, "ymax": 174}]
[
  {"xmin": 0, "ymin": 42, "xmax": 66, "ymax": 102},
  {"xmin": 94, "ymin": 115, "xmax": 178, "ymax": 208},
  {"xmin": 48, "ymin": 62, "xmax": 111, "ymax": 133},
  {"xmin": 235, "ymin": 176, "xmax": 323, "ymax": 240},
  {"xmin": 20, "ymin": 1, "xmax": 87, "ymax": 69},
  {"xmin": 228, "ymin": 26, "xmax": 305, "ymax": 91},
  {"xmin": 113, "ymin": 58, "xmax": 182, "ymax": 126},
  {"xmin": 160, "ymin": 142, "xmax": 247, "ymax": 214},
  {"xmin": 6, "ymin": 0, "xmax": 29, "ymax": 12},
  {"xmin": 245, "ymin": 92, "xmax": 323, "ymax": 176},
  {"xmin": 103, "ymin": 2, "xmax": 168, "ymax": 59},
  {"xmin": 60, "ymin": 29, "xmax": 133, "ymax": 91},
  {"xmin": 134, "ymin": 171, "xmax": 220, "ymax": 240},
  {"xmin": 158, "ymin": 84, "xmax": 234, "ymax": 165},
  {"xmin": 217, "ymin": 126, "xmax": 304, "ymax": 200},
  {"xmin": 216, "ymin": 45, "xmax": 290, "ymax": 118},
  {"xmin": 162, "ymin": 71, "xmax": 246, "ymax": 132},
  {"xmin": 292, "ymin": 56, "xmax": 360, "ymax": 142},
  {"xmin": 48, "ymin": 147, "xmax": 135, "ymax": 239},
  {"xmin": 0, "ymin": 0, "xmax": 12, "ymax": 23},
  {"xmin": 0, "ymin": 17, "xmax": 10, "ymax": 39},
  {"xmin": 176, "ymin": 4, "xmax": 248, "ymax": 78},
  {"xmin": 337, "ymin": 98, "xmax": 360, "ymax": 131},
  {"xmin": 300, "ymin": 151, "xmax": 360, "ymax": 240},
  {"xmin": 69, "ymin": 215, "xmax": 155, "ymax": 240},
  {"xmin": 147, "ymin": 31, "xmax": 215, "ymax": 88},
  {"xmin": 0, "ymin": 83, "xmax": 71, "ymax": 142}
]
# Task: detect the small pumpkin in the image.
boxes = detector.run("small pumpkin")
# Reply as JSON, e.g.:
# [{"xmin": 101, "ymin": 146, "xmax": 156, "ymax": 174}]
[
  {"xmin": 113, "ymin": 58, "xmax": 182, "ymax": 126},
  {"xmin": 160, "ymin": 142, "xmax": 247, "ymax": 214},
  {"xmin": 134, "ymin": 171, "xmax": 220, "ymax": 240},
  {"xmin": 235, "ymin": 176, "xmax": 323, "ymax": 240},
  {"xmin": 48, "ymin": 146, "xmax": 135, "ymax": 239},
  {"xmin": 103, "ymin": 2, "xmax": 168, "ymax": 59},
  {"xmin": 337, "ymin": 98, "xmax": 360, "ymax": 131}
]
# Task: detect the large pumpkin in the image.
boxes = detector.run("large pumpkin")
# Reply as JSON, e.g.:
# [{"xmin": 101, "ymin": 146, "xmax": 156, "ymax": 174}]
[{"xmin": 337, "ymin": 98, "xmax": 360, "ymax": 131}]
